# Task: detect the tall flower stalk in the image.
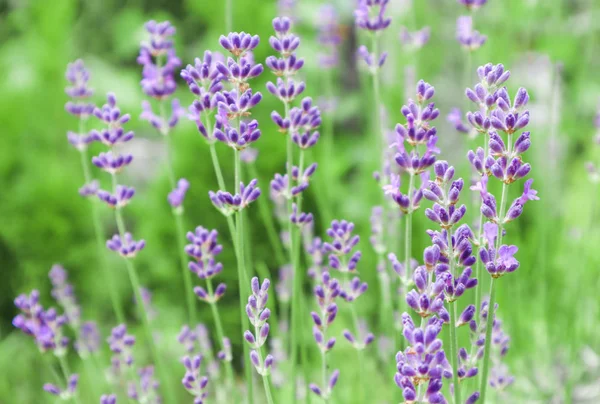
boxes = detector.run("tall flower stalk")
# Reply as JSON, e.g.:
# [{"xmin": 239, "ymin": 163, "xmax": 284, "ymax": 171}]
[
  {"xmin": 465, "ymin": 70, "xmax": 538, "ymax": 400},
  {"xmin": 266, "ymin": 16, "xmax": 321, "ymax": 400},
  {"xmin": 92, "ymin": 93, "xmax": 175, "ymax": 402},
  {"xmin": 65, "ymin": 60, "xmax": 124, "ymax": 323},
  {"xmin": 137, "ymin": 20, "xmax": 194, "ymax": 324}
]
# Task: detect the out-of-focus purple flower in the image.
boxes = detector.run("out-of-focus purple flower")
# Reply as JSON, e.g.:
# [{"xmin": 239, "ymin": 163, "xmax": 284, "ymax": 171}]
[
  {"xmin": 108, "ymin": 324, "xmax": 136, "ymax": 375},
  {"xmin": 65, "ymin": 59, "xmax": 95, "ymax": 117},
  {"xmin": 290, "ymin": 203, "xmax": 314, "ymax": 227},
  {"xmin": 44, "ymin": 374, "xmax": 79, "ymax": 399},
  {"xmin": 67, "ymin": 130, "xmax": 99, "ymax": 152},
  {"xmin": 106, "ymin": 232, "xmax": 146, "ymax": 258},
  {"xmin": 458, "ymin": 0, "xmax": 488, "ymax": 9},
  {"xmin": 456, "ymin": 16, "xmax": 486, "ymax": 50},
  {"xmin": 137, "ymin": 20, "xmax": 181, "ymax": 99},
  {"xmin": 317, "ymin": 5, "xmax": 342, "ymax": 68},
  {"xmin": 245, "ymin": 277, "xmax": 275, "ymax": 376},
  {"xmin": 447, "ymin": 108, "xmax": 472, "ymax": 136},
  {"xmin": 168, "ymin": 178, "xmax": 190, "ymax": 209},
  {"xmin": 181, "ymin": 355, "xmax": 209, "ymax": 402},
  {"xmin": 92, "ymin": 151, "xmax": 134, "ymax": 174},
  {"xmin": 369, "ymin": 206, "xmax": 386, "ymax": 255},
  {"xmin": 240, "ymin": 147, "xmax": 259, "ymax": 164},
  {"xmin": 128, "ymin": 366, "xmax": 160, "ymax": 403},
  {"xmin": 354, "ymin": 0, "xmax": 391, "ymax": 32},
  {"xmin": 343, "ymin": 319, "xmax": 375, "ymax": 350},
  {"xmin": 209, "ymin": 179, "xmax": 261, "ymax": 216},
  {"xmin": 399, "ymin": 26, "xmax": 431, "ymax": 50},
  {"xmin": 49, "ymin": 265, "xmax": 81, "ymax": 328},
  {"xmin": 278, "ymin": 0, "xmax": 297, "ymax": 20},
  {"xmin": 100, "ymin": 394, "xmax": 117, "ymax": 404},
  {"xmin": 357, "ymin": 45, "xmax": 388, "ymax": 71},
  {"xmin": 97, "ymin": 185, "xmax": 136, "ymax": 209},
  {"xmin": 136, "ymin": 287, "xmax": 158, "ymax": 321},
  {"xmin": 13, "ymin": 291, "xmax": 69, "ymax": 354},
  {"xmin": 75, "ymin": 321, "xmax": 101, "ymax": 357},
  {"xmin": 140, "ymin": 99, "xmax": 185, "ymax": 135}
]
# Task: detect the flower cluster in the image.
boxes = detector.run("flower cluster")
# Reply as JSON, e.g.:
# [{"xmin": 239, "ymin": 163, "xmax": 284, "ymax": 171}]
[
  {"xmin": 181, "ymin": 355, "xmax": 209, "ymax": 403},
  {"xmin": 13, "ymin": 290, "xmax": 69, "ymax": 355},
  {"xmin": 209, "ymin": 179, "xmax": 261, "ymax": 216},
  {"xmin": 309, "ymin": 271, "xmax": 341, "ymax": 399},
  {"xmin": 399, "ymin": 26, "xmax": 431, "ymax": 51},
  {"xmin": 354, "ymin": 0, "xmax": 390, "ymax": 71},
  {"xmin": 49, "ymin": 265, "xmax": 81, "ymax": 328},
  {"xmin": 168, "ymin": 178, "xmax": 190, "ymax": 210},
  {"xmin": 64, "ymin": 59, "xmax": 95, "ymax": 118},
  {"xmin": 244, "ymin": 277, "xmax": 274, "ymax": 376},
  {"xmin": 323, "ymin": 220, "xmax": 362, "ymax": 273},
  {"xmin": 43, "ymin": 374, "xmax": 79, "ymax": 400},
  {"xmin": 316, "ymin": 5, "xmax": 342, "ymax": 69},
  {"xmin": 185, "ymin": 226, "xmax": 227, "ymax": 303},
  {"xmin": 456, "ymin": 16, "xmax": 487, "ymax": 51}
]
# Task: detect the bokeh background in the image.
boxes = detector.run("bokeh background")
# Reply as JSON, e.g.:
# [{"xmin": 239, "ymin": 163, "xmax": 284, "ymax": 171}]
[{"xmin": 1, "ymin": 0, "xmax": 599, "ymax": 402}]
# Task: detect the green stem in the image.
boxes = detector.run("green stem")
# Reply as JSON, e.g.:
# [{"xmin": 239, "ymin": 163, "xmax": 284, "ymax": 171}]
[
  {"xmin": 174, "ymin": 210, "xmax": 197, "ymax": 324},
  {"xmin": 253, "ymin": 318, "xmax": 276, "ymax": 404},
  {"xmin": 206, "ymin": 278, "xmax": 235, "ymax": 390},
  {"xmin": 78, "ymin": 117, "xmax": 124, "ymax": 323},
  {"xmin": 248, "ymin": 162, "xmax": 286, "ymax": 266},
  {"xmin": 343, "ymin": 271, "xmax": 364, "ymax": 403},
  {"xmin": 234, "ymin": 149, "xmax": 254, "ymax": 404},
  {"xmin": 448, "ymin": 302, "xmax": 462, "ymax": 404},
  {"xmin": 57, "ymin": 355, "xmax": 82, "ymax": 404},
  {"xmin": 111, "ymin": 174, "xmax": 176, "ymax": 403}
]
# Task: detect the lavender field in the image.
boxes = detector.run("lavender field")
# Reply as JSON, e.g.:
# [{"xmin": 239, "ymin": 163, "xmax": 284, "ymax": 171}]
[{"xmin": 1, "ymin": 0, "xmax": 599, "ymax": 403}]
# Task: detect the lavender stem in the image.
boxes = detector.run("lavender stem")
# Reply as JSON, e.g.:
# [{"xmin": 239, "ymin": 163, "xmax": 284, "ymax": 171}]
[
  {"xmin": 234, "ymin": 148, "xmax": 254, "ymax": 404},
  {"xmin": 254, "ymin": 319, "xmax": 275, "ymax": 404},
  {"xmin": 473, "ymin": 134, "xmax": 489, "ymax": 316},
  {"xmin": 445, "ymin": 219, "xmax": 462, "ymax": 404},
  {"xmin": 205, "ymin": 278, "xmax": 235, "ymax": 389},
  {"xmin": 77, "ymin": 118, "xmax": 124, "ymax": 323},
  {"xmin": 248, "ymin": 162, "xmax": 287, "ymax": 266},
  {"xmin": 110, "ymin": 173, "xmax": 176, "ymax": 403},
  {"xmin": 57, "ymin": 356, "xmax": 82, "ymax": 404}
]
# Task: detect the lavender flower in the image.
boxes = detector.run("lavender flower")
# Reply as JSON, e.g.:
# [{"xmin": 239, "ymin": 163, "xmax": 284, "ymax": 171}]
[
  {"xmin": 399, "ymin": 26, "xmax": 431, "ymax": 51},
  {"xmin": 13, "ymin": 291, "xmax": 69, "ymax": 355},
  {"xmin": 168, "ymin": 178, "xmax": 190, "ymax": 210},
  {"xmin": 456, "ymin": 16, "xmax": 487, "ymax": 51},
  {"xmin": 108, "ymin": 324, "xmax": 136, "ymax": 373},
  {"xmin": 458, "ymin": 0, "xmax": 488, "ymax": 10},
  {"xmin": 92, "ymin": 151, "xmax": 134, "ymax": 174},
  {"xmin": 395, "ymin": 314, "xmax": 451, "ymax": 403},
  {"xmin": 323, "ymin": 220, "xmax": 361, "ymax": 273},
  {"xmin": 309, "ymin": 271, "xmax": 341, "ymax": 399},
  {"xmin": 129, "ymin": 366, "xmax": 161, "ymax": 403},
  {"xmin": 181, "ymin": 355, "xmax": 209, "ymax": 403},
  {"xmin": 97, "ymin": 185, "xmax": 136, "ymax": 209},
  {"xmin": 209, "ymin": 179, "xmax": 261, "ymax": 216},
  {"xmin": 75, "ymin": 321, "xmax": 101, "ymax": 358},
  {"xmin": 100, "ymin": 394, "xmax": 117, "ymax": 404},
  {"xmin": 140, "ymin": 99, "xmax": 185, "ymax": 135},
  {"xmin": 65, "ymin": 59, "xmax": 95, "ymax": 117},
  {"xmin": 185, "ymin": 226, "xmax": 227, "ymax": 303},
  {"xmin": 78, "ymin": 180, "xmax": 98, "ymax": 198},
  {"xmin": 213, "ymin": 119, "xmax": 261, "ymax": 149},
  {"xmin": 245, "ymin": 277, "xmax": 275, "ymax": 376},
  {"xmin": 219, "ymin": 32, "xmax": 260, "ymax": 58},
  {"xmin": 49, "ymin": 265, "xmax": 81, "ymax": 328},
  {"xmin": 316, "ymin": 4, "xmax": 342, "ymax": 69},
  {"xmin": 43, "ymin": 374, "xmax": 79, "ymax": 400},
  {"xmin": 137, "ymin": 20, "xmax": 181, "ymax": 99},
  {"xmin": 106, "ymin": 233, "xmax": 146, "ymax": 258},
  {"xmin": 354, "ymin": 0, "xmax": 391, "ymax": 32}
]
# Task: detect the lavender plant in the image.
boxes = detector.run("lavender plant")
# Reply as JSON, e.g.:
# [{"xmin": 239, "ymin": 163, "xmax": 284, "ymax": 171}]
[
  {"xmin": 137, "ymin": 20, "xmax": 194, "ymax": 325},
  {"xmin": 65, "ymin": 60, "xmax": 124, "ymax": 323}
]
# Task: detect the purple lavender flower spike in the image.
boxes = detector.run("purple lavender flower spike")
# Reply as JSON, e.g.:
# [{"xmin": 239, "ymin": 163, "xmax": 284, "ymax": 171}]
[
  {"xmin": 240, "ymin": 147, "xmax": 259, "ymax": 164},
  {"xmin": 317, "ymin": 5, "xmax": 342, "ymax": 69},
  {"xmin": 456, "ymin": 16, "xmax": 487, "ymax": 51},
  {"xmin": 137, "ymin": 20, "xmax": 181, "ymax": 99},
  {"xmin": 128, "ymin": 366, "xmax": 161, "ymax": 402},
  {"xmin": 399, "ymin": 26, "xmax": 431, "ymax": 51},
  {"xmin": 185, "ymin": 226, "xmax": 225, "ymax": 286},
  {"xmin": 209, "ymin": 179, "xmax": 261, "ymax": 216},
  {"xmin": 458, "ymin": 0, "xmax": 487, "ymax": 9},
  {"xmin": 290, "ymin": 203, "xmax": 314, "ymax": 227},
  {"xmin": 100, "ymin": 394, "xmax": 117, "ymax": 404},
  {"xmin": 75, "ymin": 321, "xmax": 101, "ymax": 357},
  {"xmin": 217, "ymin": 89, "xmax": 263, "ymax": 120},
  {"xmin": 244, "ymin": 277, "xmax": 274, "ymax": 376},
  {"xmin": 181, "ymin": 355, "xmax": 209, "ymax": 402},
  {"xmin": 106, "ymin": 233, "xmax": 146, "ymax": 258},
  {"xmin": 181, "ymin": 51, "xmax": 226, "ymax": 97},
  {"xmin": 140, "ymin": 99, "xmax": 185, "ymax": 135},
  {"xmin": 67, "ymin": 130, "xmax": 99, "ymax": 152},
  {"xmin": 78, "ymin": 180, "xmax": 100, "ymax": 198},
  {"xmin": 168, "ymin": 178, "xmax": 190, "ymax": 210},
  {"xmin": 214, "ymin": 118, "xmax": 261, "ymax": 150},
  {"xmin": 92, "ymin": 152, "xmax": 133, "ymax": 174},
  {"xmin": 323, "ymin": 220, "xmax": 362, "ymax": 273},
  {"xmin": 108, "ymin": 324, "xmax": 136, "ymax": 373},
  {"xmin": 92, "ymin": 94, "xmax": 135, "ymax": 147},
  {"xmin": 65, "ymin": 59, "xmax": 95, "ymax": 117},
  {"xmin": 219, "ymin": 32, "xmax": 260, "ymax": 57},
  {"xmin": 48, "ymin": 265, "xmax": 81, "ymax": 328},
  {"xmin": 44, "ymin": 374, "xmax": 79, "ymax": 399},
  {"xmin": 97, "ymin": 185, "xmax": 135, "ymax": 209},
  {"xmin": 354, "ymin": 0, "xmax": 391, "ymax": 32}
]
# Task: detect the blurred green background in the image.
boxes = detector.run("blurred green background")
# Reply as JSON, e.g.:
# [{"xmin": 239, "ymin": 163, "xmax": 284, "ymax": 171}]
[{"xmin": 1, "ymin": 0, "xmax": 599, "ymax": 402}]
